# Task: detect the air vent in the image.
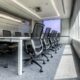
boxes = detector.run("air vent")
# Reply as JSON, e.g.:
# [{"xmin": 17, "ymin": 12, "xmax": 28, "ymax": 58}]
[{"xmin": 34, "ymin": 7, "xmax": 42, "ymax": 12}]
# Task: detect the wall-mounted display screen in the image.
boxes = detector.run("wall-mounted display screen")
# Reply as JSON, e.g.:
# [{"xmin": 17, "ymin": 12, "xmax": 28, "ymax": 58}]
[{"xmin": 43, "ymin": 19, "xmax": 61, "ymax": 33}]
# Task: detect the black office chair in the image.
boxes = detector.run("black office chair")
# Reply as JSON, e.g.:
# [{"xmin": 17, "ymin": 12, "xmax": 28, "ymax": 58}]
[
  {"xmin": 49, "ymin": 30, "xmax": 58, "ymax": 53},
  {"xmin": 2, "ymin": 30, "xmax": 13, "ymax": 49},
  {"xmin": 0, "ymin": 30, "xmax": 13, "ymax": 68},
  {"xmin": 0, "ymin": 42, "xmax": 9, "ymax": 68},
  {"xmin": 54, "ymin": 32, "xmax": 61, "ymax": 51},
  {"xmin": 23, "ymin": 33, "xmax": 30, "ymax": 53},
  {"xmin": 24, "ymin": 33, "xmax": 29, "ymax": 37},
  {"xmin": 54, "ymin": 32, "xmax": 61, "ymax": 49},
  {"xmin": 15, "ymin": 32, "xmax": 22, "ymax": 37},
  {"xmin": 42, "ymin": 28, "xmax": 53, "ymax": 59},
  {"xmin": 3, "ymin": 30, "xmax": 18, "ymax": 52},
  {"xmin": 26, "ymin": 23, "xmax": 45, "ymax": 72}
]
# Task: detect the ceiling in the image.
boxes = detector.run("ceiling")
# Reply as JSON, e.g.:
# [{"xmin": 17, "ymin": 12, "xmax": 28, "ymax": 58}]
[{"xmin": 0, "ymin": 0, "xmax": 73, "ymax": 20}]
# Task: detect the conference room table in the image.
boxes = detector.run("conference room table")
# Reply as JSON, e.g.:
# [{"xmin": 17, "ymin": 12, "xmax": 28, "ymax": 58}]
[{"xmin": 0, "ymin": 37, "xmax": 31, "ymax": 75}]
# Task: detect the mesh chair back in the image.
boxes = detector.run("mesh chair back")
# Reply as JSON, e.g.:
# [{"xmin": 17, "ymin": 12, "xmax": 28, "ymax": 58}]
[
  {"xmin": 24, "ymin": 33, "xmax": 29, "ymax": 37},
  {"xmin": 3, "ymin": 30, "xmax": 11, "ymax": 37},
  {"xmin": 43, "ymin": 28, "xmax": 51, "ymax": 49},
  {"xmin": 32, "ymin": 23, "xmax": 44, "ymax": 38},
  {"xmin": 50, "ymin": 30, "xmax": 56, "ymax": 41},
  {"xmin": 57, "ymin": 33, "xmax": 60, "ymax": 37},
  {"xmin": 31, "ymin": 23, "xmax": 44, "ymax": 56},
  {"xmin": 50, "ymin": 30, "xmax": 58, "ymax": 47},
  {"xmin": 51, "ymin": 30, "xmax": 56, "ymax": 37},
  {"xmin": 43, "ymin": 28, "xmax": 51, "ymax": 38},
  {"xmin": 15, "ymin": 32, "xmax": 22, "ymax": 37},
  {"xmin": 56, "ymin": 33, "xmax": 60, "ymax": 41}
]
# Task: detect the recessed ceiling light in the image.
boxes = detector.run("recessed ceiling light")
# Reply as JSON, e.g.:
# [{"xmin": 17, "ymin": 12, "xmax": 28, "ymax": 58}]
[
  {"xmin": 0, "ymin": 13, "xmax": 22, "ymax": 23},
  {"xmin": 11, "ymin": 0, "xmax": 41, "ymax": 19},
  {"xmin": 50, "ymin": 0, "xmax": 60, "ymax": 16},
  {"xmin": 41, "ymin": 16, "xmax": 59, "ymax": 20}
]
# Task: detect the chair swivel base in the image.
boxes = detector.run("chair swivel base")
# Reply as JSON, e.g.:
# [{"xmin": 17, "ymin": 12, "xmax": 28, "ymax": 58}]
[
  {"xmin": 51, "ymin": 55, "xmax": 53, "ymax": 58},
  {"xmin": 40, "ymin": 69, "xmax": 43, "ymax": 72},
  {"xmin": 43, "ymin": 61, "xmax": 46, "ymax": 64},
  {"xmin": 47, "ymin": 59, "xmax": 49, "ymax": 62},
  {"xmin": 31, "ymin": 59, "xmax": 43, "ymax": 72}
]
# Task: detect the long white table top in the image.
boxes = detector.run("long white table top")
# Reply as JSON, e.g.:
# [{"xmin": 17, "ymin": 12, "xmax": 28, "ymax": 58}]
[{"xmin": 0, "ymin": 37, "xmax": 31, "ymax": 42}]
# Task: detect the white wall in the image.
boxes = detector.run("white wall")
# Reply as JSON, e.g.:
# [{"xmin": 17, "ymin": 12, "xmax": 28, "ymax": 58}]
[
  {"xmin": 60, "ymin": 19, "xmax": 70, "ymax": 44},
  {"xmin": 0, "ymin": 18, "xmax": 30, "ymax": 36},
  {"xmin": 70, "ymin": 0, "xmax": 80, "ymax": 29},
  {"xmin": 72, "ymin": 39, "xmax": 80, "ymax": 58}
]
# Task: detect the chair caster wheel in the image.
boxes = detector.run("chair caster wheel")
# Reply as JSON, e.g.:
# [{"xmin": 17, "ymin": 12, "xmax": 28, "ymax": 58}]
[
  {"xmin": 47, "ymin": 59, "xmax": 49, "ymax": 62},
  {"xmin": 51, "ymin": 56, "xmax": 53, "ymax": 58},
  {"xmin": 43, "ymin": 61, "xmax": 46, "ymax": 64},
  {"xmin": 40, "ymin": 69, "xmax": 43, "ymax": 72}
]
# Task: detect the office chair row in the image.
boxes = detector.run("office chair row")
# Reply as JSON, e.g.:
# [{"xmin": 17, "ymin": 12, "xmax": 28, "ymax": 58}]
[
  {"xmin": 3, "ymin": 30, "xmax": 29, "ymax": 37},
  {"xmin": 26, "ymin": 23, "xmax": 61, "ymax": 72},
  {"xmin": 0, "ymin": 23, "xmax": 61, "ymax": 73}
]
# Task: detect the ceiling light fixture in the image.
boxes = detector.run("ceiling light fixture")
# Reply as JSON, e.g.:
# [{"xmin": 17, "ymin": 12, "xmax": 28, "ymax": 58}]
[
  {"xmin": 41, "ymin": 16, "xmax": 59, "ymax": 20},
  {"xmin": 0, "ymin": 13, "xmax": 22, "ymax": 23},
  {"xmin": 50, "ymin": 0, "xmax": 60, "ymax": 16},
  {"xmin": 11, "ymin": 0, "xmax": 41, "ymax": 19}
]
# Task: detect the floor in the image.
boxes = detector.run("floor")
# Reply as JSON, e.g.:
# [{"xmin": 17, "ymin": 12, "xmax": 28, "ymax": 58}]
[{"xmin": 0, "ymin": 45, "xmax": 80, "ymax": 80}]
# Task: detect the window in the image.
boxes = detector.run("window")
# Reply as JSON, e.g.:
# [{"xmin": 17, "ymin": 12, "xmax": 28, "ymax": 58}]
[{"xmin": 43, "ymin": 19, "xmax": 61, "ymax": 33}]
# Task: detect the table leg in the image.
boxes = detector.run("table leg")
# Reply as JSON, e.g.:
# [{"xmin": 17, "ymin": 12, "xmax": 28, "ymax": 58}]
[{"xmin": 18, "ymin": 40, "xmax": 23, "ymax": 75}]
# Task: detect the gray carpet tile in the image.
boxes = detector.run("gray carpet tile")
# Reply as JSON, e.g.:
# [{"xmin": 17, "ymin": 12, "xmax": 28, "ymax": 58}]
[{"xmin": 0, "ymin": 45, "xmax": 79, "ymax": 80}]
